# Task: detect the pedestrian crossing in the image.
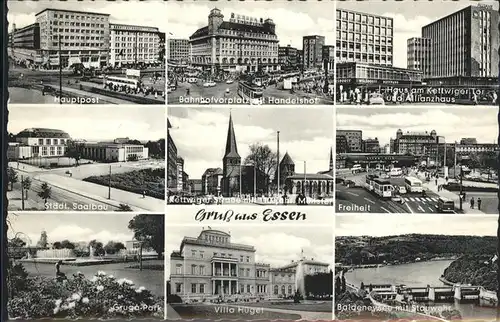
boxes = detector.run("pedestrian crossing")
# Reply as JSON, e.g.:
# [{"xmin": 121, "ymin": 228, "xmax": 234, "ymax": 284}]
[{"xmin": 402, "ymin": 196, "xmax": 438, "ymax": 203}]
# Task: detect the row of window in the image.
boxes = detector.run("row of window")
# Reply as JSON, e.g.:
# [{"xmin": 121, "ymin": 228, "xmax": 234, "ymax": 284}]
[
  {"xmin": 49, "ymin": 42, "xmax": 105, "ymax": 48},
  {"xmin": 337, "ymin": 21, "xmax": 393, "ymax": 37},
  {"xmin": 32, "ymin": 146, "xmax": 64, "ymax": 156},
  {"xmin": 36, "ymin": 138, "xmax": 67, "ymax": 145},
  {"xmin": 113, "ymin": 36, "xmax": 157, "ymax": 42},
  {"xmin": 48, "ymin": 28, "xmax": 105, "ymax": 34},
  {"xmin": 50, "ymin": 13, "xmax": 107, "ymax": 22},
  {"xmin": 337, "ymin": 32, "xmax": 393, "ymax": 46},
  {"xmin": 218, "ymin": 29, "xmax": 278, "ymax": 40},
  {"xmin": 52, "ymin": 21, "xmax": 106, "ymax": 29},
  {"xmin": 337, "ymin": 42, "xmax": 393, "ymax": 54},
  {"xmin": 336, "ymin": 10, "xmax": 393, "ymax": 28}
]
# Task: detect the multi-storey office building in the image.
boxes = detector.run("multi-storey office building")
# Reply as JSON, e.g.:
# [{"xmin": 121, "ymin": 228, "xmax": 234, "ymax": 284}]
[
  {"xmin": 176, "ymin": 157, "xmax": 185, "ymax": 192},
  {"xmin": 8, "ymin": 23, "xmax": 42, "ymax": 66},
  {"xmin": 336, "ymin": 130, "xmax": 363, "ymax": 153},
  {"xmin": 168, "ymin": 38, "xmax": 190, "ymax": 63},
  {"xmin": 169, "ymin": 228, "xmax": 330, "ymax": 301},
  {"xmin": 109, "ymin": 23, "xmax": 162, "ymax": 67},
  {"xmin": 302, "ymin": 35, "xmax": 325, "ymax": 70},
  {"xmin": 167, "ymin": 119, "xmax": 179, "ymax": 192},
  {"xmin": 407, "ymin": 37, "xmax": 432, "ymax": 78},
  {"xmin": 35, "ymin": 8, "xmax": 110, "ymax": 69},
  {"xmin": 7, "ymin": 128, "xmax": 70, "ymax": 160},
  {"xmin": 190, "ymin": 9, "xmax": 280, "ymax": 74},
  {"xmin": 455, "ymin": 143, "xmax": 498, "ymax": 155},
  {"xmin": 278, "ymin": 45, "xmax": 298, "ymax": 69},
  {"xmin": 322, "ymin": 45, "xmax": 335, "ymax": 71},
  {"xmin": 421, "ymin": 4, "xmax": 499, "ymax": 85},
  {"xmin": 336, "ymin": 8, "xmax": 394, "ymax": 66},
  {"xmin": 362, "ymin": 138, "xmax": 380, "ymax": 153},
  {"xmin": 390, "ymin": 129, "xmax": 439, "ymax": 160}
]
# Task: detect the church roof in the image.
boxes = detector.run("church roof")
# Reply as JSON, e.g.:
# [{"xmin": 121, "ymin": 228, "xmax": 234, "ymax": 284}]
[
  {"xmin": 225, "ymin": 165, "xmax": 268, "ymax": 178},
  {"xmin": 224, "ymin": 113, "xmax": 240, "ymax": 159},
  {"xmin": 280, "ymin": 152, "xmax": 294, "ymax": 165}
]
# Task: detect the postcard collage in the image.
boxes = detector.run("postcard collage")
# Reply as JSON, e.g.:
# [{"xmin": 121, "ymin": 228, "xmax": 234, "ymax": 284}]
[{"xmin": 4, "ymin": 0, "xmax": 500, "ymax": 321}]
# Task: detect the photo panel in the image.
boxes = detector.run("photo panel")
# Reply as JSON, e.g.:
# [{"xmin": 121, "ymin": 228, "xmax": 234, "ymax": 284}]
[
  {"xmin": 7, "ymin": 105, "xmax": 165, "ymax": 212},
  {"xmin": 335, "ymin": 107, "xmax": 498, "ymax": 214},
  {"xmin": 7, "ymin": 0, "xmax": 167, "ymax": 105},
  {"xmin": 335, "ymin": 1, "xmax": 499, "ymax": 107},
  {"xmin": 166, "ymin": 1, "xmax": 335, "ymax": 106},
  {"xmin": 167, "ymin": 106, "xmax": 334, "ymax": 207},
  {"xmin": 6, "ymin": 212, "xmax": 165, "ymax": 320},
  {"xmin": 165, "ymin": 212, "xmax": 334, "ymax": 320},
  {"xmin": 335, "ymin": 214, "xmax": 497, "ymax": 321}
]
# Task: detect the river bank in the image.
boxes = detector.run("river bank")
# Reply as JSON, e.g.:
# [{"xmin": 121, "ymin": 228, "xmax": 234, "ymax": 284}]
[{"xmin": 337, "ymin": 256, "xmax": 459, "ymax": 271}]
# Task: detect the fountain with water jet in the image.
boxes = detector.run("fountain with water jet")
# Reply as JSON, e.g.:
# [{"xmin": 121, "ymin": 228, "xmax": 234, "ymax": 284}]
[{"xmin": 294, "ymin": 260, "xmax": 306, "ymax": 302}]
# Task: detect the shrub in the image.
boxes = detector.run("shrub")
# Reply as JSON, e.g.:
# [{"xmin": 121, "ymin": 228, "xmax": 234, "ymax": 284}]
[{"xmin": 8, "ymin": 269, "xmax": 163, "ymax": 319}]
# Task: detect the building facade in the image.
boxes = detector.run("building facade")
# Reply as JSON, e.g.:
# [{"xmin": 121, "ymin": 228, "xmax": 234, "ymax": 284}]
[
  {"xmin": 189, "ymin": 9, "xmax": 280, "ymax": 74},
  {"xmin": 407, "ymin": 37, "xmax": 432, "ymax": 78},
  {"xmin": 8, "ymin": 128, "xmax": 70, "ymax": 160},
  {"xmin": 336, "ymin": 62, "xmax": 423, "ymax": 88},
  {"xmin": 278, "ymin": 45, "xmax": 298, "ymax": 69},
  {"xmin": 80, "ymin": 141, "xmax": 148, "ymax": 162},
  {"xmin": 109, "ymin": 23, "xmax": 162, "ymax": 67},
  {"xmin": 336, "ymin": 8, "xmax": 394, "ymax": 66},
  {"xmin": 168, "ymin": 38, "xmax": 190, "ymax": 63},
  {"xmin": 421, "ymin": 4, "xmax": 499, "ymax": 83},
  {"xmin": 302, "ymin": 35, "xmax": 325, "ymax": 70},
  {"xmin": 322, "ymin": 45, "xmax": 335, "ymax": 71},
  {"xmin": 362, "ymin": 138, "xmax": 380, "ymax": 153},
  {"xmin": 169, "ymin": 228, "xmax": 330, "ymax": 301},
  {"xmin": 390, "ymin": 129, "xmax": 439, "ymax": 160},
  {"xmin": 35, "ymin": 8, "xmax": 110, "ymax": 69},
  {"xmin": 336, "ymin": 130, "xmax": 363, "ymax": 152},
  {"xmin": 336, "ymin": 135, "xmax": 349, "ymax": 154},
  {"xmin": 201, "ymin": 168, "xmax": 223, "ymax": 195},
  {"xmin": 455, "ymin": 143, "xmax": 498, "ymax": 154},
  {"xmin": 10, "ymin": 23, "xmax": 40, "ymax": 49},
  {"xmin": 177, "ymin": 157, "xmax": 185, "ymax": 192},
  {"xmin": 167, "ymin": 119, "xmax": 179, "ymax": 192}
]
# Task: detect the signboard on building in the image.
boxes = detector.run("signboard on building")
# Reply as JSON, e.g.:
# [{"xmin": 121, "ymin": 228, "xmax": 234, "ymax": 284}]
[{"xmin": 126, "ymin": 69, "xmax": 141, "ymax": 77}]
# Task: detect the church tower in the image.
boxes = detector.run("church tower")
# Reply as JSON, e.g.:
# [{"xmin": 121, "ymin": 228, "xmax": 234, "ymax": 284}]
[
  {"xmin": 329, "ymin": 147, "xmax": 333, "ymax": 171},
  {"xmin": 222, "ymin": 112, "xmax": 241, "ymax": 195},
  {"xmin": 280, "ymin": 152, "xmax": 295, "ymax": 178}
]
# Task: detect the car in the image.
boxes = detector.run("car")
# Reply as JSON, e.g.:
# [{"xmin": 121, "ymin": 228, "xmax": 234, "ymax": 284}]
[
  {"xmin": 203, "ymin": 81, "xmax": 216, "ymax": 87},
  {"xmin": 368, "ymin": 93, "xmax": 385, "ymax": 105},
  {"xmin": 397, "ymin": 186, "xmax": 407, "ymax": 194},
  {"xmin": 42, "ymin": 85, "xmax": 54, "ymax": 93},
  {"xmin": 167, "ymin": 87, "xmax": 173, "ymax": 94},
  {"xmin": 226, "ymin": 79, "xmax": 234, "ymax": 84},
  {"xmin": 344, "ymin": 180, "xmax": 356, "ymax": 188}
]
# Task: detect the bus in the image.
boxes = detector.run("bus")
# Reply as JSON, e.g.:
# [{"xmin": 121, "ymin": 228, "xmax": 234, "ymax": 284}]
[
  {"xmin": 105, "ymin": 76, "xmax": 139, "ymax": 90},
  {"xmin": 436, "ymin": 197, "xmax": 455, "ymax": 213},
  {"xmin": 238, "ymin": 81, "xmax": 263, "ymax": 105},
  {"xmin": 389, "ymin": 167, "xmax": 403, "ymax": 177},
  {"xmin": 373, "ymin": 178, "xmax": 394, "ymax": 198},
  {"xmin": 365, "ymin": 174, "xmax": 378, "ymax": 191},
  {"xmin": 404, "ymin": 176, "xmax": 423, "ymax": 193}
]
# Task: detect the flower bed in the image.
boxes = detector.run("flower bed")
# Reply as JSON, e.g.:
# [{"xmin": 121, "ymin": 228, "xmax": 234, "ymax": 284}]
[{"xmin": 8, "ymin": 264, "xmax": 164, "ymax": 319}]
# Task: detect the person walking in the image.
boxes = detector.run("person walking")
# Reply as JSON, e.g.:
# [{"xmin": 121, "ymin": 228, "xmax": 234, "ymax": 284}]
[
  {"xmin": 470, "ymin": 197, "xmax": 475, "ymax": 209},
  {"xmin": 478, "ymin": 198, "xmax": 482, "ymax": 211}
]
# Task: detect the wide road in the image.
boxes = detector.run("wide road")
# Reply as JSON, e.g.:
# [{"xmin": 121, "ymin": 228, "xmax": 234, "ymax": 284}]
[{"xmin": 336, "ymin": 172, "xmax": 445, "ymax": 214}]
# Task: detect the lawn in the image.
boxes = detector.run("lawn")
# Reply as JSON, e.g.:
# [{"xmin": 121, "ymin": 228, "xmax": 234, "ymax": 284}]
[
  {"xmin": 170, "ymin": 304, "xmax": 301, "ymax": 320},
  {"xmin": 83, "ymin": 168, "xmax": 165, "ymax": 199}
]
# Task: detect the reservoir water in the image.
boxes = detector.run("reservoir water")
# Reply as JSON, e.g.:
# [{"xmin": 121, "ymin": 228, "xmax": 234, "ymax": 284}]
[{"xmin": 345, "ymin": 260, "xmax": 497, "ymax": 320}]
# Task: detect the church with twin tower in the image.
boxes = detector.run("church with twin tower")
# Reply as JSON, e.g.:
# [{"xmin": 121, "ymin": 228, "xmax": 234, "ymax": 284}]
[{"xmin": 220, "ymin": 112, "xmax": 333, "ymax": 198}]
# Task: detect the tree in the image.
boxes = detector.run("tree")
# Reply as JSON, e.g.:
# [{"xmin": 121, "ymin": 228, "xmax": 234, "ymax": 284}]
[
  {"xmin": 36, "ymin": 231, "xmax": 48, "ymax": 248},
  {"xmin": 37, "ymin": 182, "xmax": 52, "ymax": 208},
  {"xmin": 88, "ymin": 240, "xmax": 105, "ymax": 256},
  {"xmin": 7, "ymin": 167, "xmax": 18, "ymax": 191},
  {"xmin": 9, "ymin": 237, "xmax": 26, "ymax": 248},
  {"xmin": 52, "ymin": 241, "xmax": 62, "ymax": 249},
  {"xmin": 104, "ymin": 241, "xmax": 126, "ymax": 255},
  {"xmin": 60, "ymin": 240, "xmax": 75, "ymax": 249},
  {"xmin": 65, "ymin": 140, "xmax": 84, "ymax": 166},
  {"xmin": 115, "ymin": 204, "xmax": 133, "ymax": 212},
  {"xmin": 22, "ymin": 177, "xmax": 32, "ymax": 199},
  {"xmin": 335, "ymin": 276, "xmax": 341, "ymax": 295},
  {"xmin": 341, "ymin": 275, "xmax": 346, "ymax": 293},
  {"xmin": 128, "ymin": 214, "xmax": 164, "ymax": 259},
  {"xmin": 243, "ymin": 143, "xmax": 277, "ymax": 192}
]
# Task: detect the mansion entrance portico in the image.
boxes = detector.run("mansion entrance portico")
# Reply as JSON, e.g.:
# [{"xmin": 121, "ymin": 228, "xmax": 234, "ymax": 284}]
[{"xmin": 211, "ymin": 258, "xmax": 238, "ymax": 296}]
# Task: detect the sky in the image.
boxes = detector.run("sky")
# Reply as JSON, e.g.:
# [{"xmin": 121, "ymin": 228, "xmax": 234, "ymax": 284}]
[
  {"xmin": 8, "ymin": 105, "xmax": 165, "ymax": 142},
  {"xmin": 336, "ymin": 107, "xmax": 498, "ymax": 147},
  {"xmin": 7, "ymin": 0, "xmax": 167, "ymax": 32},
  {"xmin": 6, "ymin": 213, "xmax": 158, "ymax": 246},
  {"xmin": 336, "ymin": 214, "xmax": 496, "ymax": 237},
  {"xmin": 165, "ymin": 224, "xmax": 333, "ymax": 278},
  {"xmin": 167, "ymin": 1, "xmax": 335, "ymax": 49},
  {"xmin": 337, "ymin": 0, "xmax": 499, "ymax": 68},
  {"xmin": 168, "ymin": 107, "xmax": 334, "ymax": 179}
]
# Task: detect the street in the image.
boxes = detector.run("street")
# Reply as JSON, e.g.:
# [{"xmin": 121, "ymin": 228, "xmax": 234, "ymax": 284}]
[
  {"xmin": 336, "ymin": 172, "xmax": 447, "ymax": 214},
  {"xmin": 7, "ymin": 161, "xmax": 165, "ymax": 212},
  {"xmin": 168, "ymin": 80, "xmax": 332, "ymax": 105}
]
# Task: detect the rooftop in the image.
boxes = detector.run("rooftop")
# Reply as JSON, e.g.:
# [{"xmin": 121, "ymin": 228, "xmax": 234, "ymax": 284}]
[{"xmin": 16, "ymin": 128, "xmax": 71, "ymax": 139}]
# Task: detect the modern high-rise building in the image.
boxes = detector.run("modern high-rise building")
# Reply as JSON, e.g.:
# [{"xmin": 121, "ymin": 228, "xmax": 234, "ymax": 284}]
[
  {"xmin": 35, "ymin": 8, "xmax": 111, "ymax": 68},
  {"xmin": 9, "ymin": 23, "xmax": 40, "ymax": 49},
  {"xmin": 335, "ymin": 8, "xmax": 394, "ymax": 66},
  {"xmin": 109, "ymin": 23, "xmax": 162, "ymax": 68},
  {"xmin": 407, "ymin": 37, "xmax": 432, "ymax": 78},
  {"xmin": 336, "ymin": 130, "xmax": 363, "ymax": 153},
  {"xmin": 302, "ymin": 35, "xmax": 325, "ymax": 70},
  {"xmin": 168, "ymin": 38, "xmax": 190, "ymax": 63},
  {"xmin": 189, "ymin": 8, "xmax": 280, "ymax": 74},
  {"xmin": 421, "ymin": 4, "xmax": 499, "ymax": 84}
]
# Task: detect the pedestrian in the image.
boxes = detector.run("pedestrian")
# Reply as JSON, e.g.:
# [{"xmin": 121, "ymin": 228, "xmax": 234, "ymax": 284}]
[
  {"xmin": 478, "ymin": 198, "xmax": 482, "ymax": 210},
  {"xmin": 435, "ymin": 179, "xmax": 438, "ymax": 186},
  {"xmin": 470, "ymin": 197, "xmax": 475, "ymax": 209},
  {"xmin": 142, "ymin": 190, "xmax": 146, "ymax": 198}
]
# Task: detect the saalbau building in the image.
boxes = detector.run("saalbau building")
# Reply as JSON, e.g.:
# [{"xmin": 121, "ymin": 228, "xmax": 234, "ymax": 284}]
[
  {"xmin": 8, "ymin": 128, "xmax": 70, "ymax": 160},
  {"xmin": 79, "ymin": 138, "xmax": 149, "ymax": 162},
  {"xmin": 421, "ymin": 4, "xmax": 499, "ymax": 85},
  {"xmin": 109, "ymin": 23, "xmax": 163, "ymax": 67},
  {"xmin": 189, "ymin": 8, "xmax": 280, "ymax": 74},
  {"xmin": 169, "ymin": 228, "xmax": 329, "ymax": 300}
]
